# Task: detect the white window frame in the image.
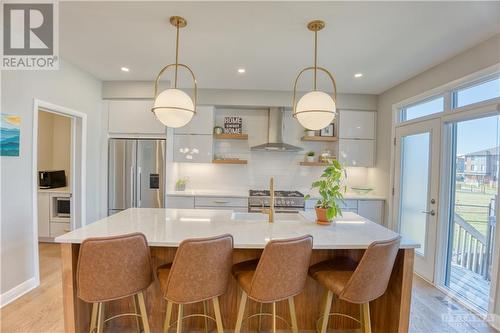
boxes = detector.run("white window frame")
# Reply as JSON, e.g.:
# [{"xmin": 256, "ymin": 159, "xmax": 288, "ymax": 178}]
[{"xmin": 389, "ymin": 63, "xmax": 500, "ymax": 319}]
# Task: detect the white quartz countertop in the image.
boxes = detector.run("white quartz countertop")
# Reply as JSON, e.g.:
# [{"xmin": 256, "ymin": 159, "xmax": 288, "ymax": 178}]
[
  {"xmin": 166, "ymin": 189, "xmax": 385, "ymax": 200},
  {"xmin": 56, "ymin": 208, "xmax": 417, "ymax": 249},
  {"xmin": 166, "ymin": 189, "xmax": 249, "ymax": 197}
]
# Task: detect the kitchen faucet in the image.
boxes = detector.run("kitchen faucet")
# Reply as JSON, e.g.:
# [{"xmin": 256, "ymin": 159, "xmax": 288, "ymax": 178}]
[{"xmin": 262, "ymin": 177, "xmax": 275, "ymax": 223}]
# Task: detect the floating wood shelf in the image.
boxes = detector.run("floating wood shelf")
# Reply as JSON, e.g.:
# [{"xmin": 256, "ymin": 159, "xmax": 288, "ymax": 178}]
[
  {"xmin": 214, "ymin": 133, "xmax": 248, "ymax": 140},
  {"xmin": 301, "ymin": 136, "xmax": 338, "ymax": 142},
  {"xmin": 212, "ymin": 159, "xmax": 248, "ymax": 165},
  {"xmin": 299, "ymin": 161, "xmax": 329, "ymax": 166}
]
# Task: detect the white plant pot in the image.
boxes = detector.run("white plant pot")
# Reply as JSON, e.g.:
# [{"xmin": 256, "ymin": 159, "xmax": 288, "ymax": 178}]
[
  {"xmin": 306, "ymin": 156, "xmax": 315, "ymax": 162},
  {"xmin": 306, "ymin": 130, "xmax": 315, "ymax": 137}
]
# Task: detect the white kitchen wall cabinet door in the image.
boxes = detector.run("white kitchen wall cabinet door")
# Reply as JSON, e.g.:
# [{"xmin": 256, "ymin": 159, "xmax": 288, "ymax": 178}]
[
  {"xmin": 108, "ymin": 100, "xmax": 166, "ymax": 135},
  {"xmin": 38, "ymin": 193, "xmax": 50, "ymax": 238},
  {"xmin": 174, "ymin": 106, "xmax": 214, "ymax": 135},
  {"xmin": 173, "ymin": 134, "xmax": 213, "ymax": 163},
  {"xmin": 357, "ymin": 200, "xmax": 384, "ymax": 224},
  {"xmin": 338, "ymin": 139, "xmax": 375, "ymax": 167},
  {"xmin": 339, "ymin": 110, "xmax": 375, "ymax": 139}
]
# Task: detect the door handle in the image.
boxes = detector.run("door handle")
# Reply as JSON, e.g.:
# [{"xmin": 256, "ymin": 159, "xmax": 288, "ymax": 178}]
[
  {"xmin": 421, "ymin": 210, "xmax": 435, "ymax": 216},
  {"xmin": 130, "ymin": 166, "xmax": 134, "ymax": 206}
]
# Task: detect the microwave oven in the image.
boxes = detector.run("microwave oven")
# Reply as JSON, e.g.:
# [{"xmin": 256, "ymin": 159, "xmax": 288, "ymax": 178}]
[
  {"xmin": 39, "ymin": 170, "xmax": 66, "ymax": 189},
  {"xmin": 56, "ymin": 197, "xmax": 71, "ymax": 218}
]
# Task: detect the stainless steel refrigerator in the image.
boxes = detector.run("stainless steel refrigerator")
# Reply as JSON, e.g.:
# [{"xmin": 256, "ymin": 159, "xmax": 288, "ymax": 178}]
[{"xmin": 108, "ymin": 139, "xmax": 165, "ymax": 215}]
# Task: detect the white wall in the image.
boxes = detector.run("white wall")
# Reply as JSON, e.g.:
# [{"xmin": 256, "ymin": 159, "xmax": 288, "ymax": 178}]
[
  {"xmin": 370, "ymin": 34, "xmax": 500, "ymax": 217},
  {"xmin": 0, "ymin": 60, "xmax": 103, "ymax": 296}
]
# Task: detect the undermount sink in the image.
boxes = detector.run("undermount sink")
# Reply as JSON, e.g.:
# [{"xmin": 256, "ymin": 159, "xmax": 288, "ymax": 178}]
[{"xmin": 231, "ymin": 212, "xmax": 305, "ymax": 222}]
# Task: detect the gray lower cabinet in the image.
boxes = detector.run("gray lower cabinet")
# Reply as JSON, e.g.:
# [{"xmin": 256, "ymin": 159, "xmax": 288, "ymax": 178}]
[
  {"xmin": 306, "ymin": 198, "xmax": 384, "ymax": 224},
  {"xmin": 166, "ymin": 195, "xmax": 248, "ymax": 211}
]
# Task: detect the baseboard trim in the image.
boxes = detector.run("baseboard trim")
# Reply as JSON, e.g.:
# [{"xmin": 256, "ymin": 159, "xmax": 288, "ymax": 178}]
[{"xmin": 0, "ymin": 277, "xmax": 39, "ymax": 308}]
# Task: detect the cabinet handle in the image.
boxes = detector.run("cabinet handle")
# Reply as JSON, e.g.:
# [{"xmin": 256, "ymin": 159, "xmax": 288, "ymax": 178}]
[{"xmin": 213, "ymin": 200, "xmax": 229, "ymax": 204}]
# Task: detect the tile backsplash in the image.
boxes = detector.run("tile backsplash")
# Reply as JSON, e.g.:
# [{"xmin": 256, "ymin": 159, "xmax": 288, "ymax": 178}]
[{"xmin": 169, "ymin": 107, "xmax": 376, "ymax": 193}]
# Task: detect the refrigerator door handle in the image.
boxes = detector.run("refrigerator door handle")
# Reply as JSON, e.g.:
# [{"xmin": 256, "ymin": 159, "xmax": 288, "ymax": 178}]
[
  {"xmin": 130, "ymin": 165, "xmax": 135, "ymax": 207},
  {"xmin": 137, "ymin": 166, "xmax": 142, "ymax": 207}
]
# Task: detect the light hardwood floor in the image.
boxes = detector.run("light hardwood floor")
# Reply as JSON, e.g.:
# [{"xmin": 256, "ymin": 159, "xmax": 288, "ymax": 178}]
[{"xmin": 0, "ymin": 243, "xmax": 497, "ymax": 333}]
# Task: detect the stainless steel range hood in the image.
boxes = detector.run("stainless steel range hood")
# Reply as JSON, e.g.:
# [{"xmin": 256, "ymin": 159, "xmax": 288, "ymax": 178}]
[{"xmin": 251, "ymin": 107, "xmax": 303, "ymax": 152}]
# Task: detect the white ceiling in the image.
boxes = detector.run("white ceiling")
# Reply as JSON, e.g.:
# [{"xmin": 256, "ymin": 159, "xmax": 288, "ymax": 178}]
[{"xmin": 60, "ymin": 2, "xmax": 500, "ymax": 94}]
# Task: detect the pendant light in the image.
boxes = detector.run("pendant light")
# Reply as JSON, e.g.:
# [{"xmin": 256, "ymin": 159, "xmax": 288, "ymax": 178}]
[
  {"xmin": 152, "ymin": 16, "xmax": 197, "ymax": 128},
  {"xmin": 292, "ymin": 20, "xmax": 337, "ymax": 131}
]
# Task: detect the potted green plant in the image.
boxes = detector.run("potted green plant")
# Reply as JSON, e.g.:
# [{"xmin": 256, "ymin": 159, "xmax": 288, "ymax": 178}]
[
  {"xmin": 305, "ymin": 160, "xmax": 346, "ymax": 225},
  {"xmin": 306, "ymin": 151, "xmax": 315, "ymax": 163},
  {"xmin": 304, "ymin": 128, "xmax": 316, "ymax": 137},
  {"xmin": 175, "ymin": 177, "xmax": 189, "ymax": 191}
]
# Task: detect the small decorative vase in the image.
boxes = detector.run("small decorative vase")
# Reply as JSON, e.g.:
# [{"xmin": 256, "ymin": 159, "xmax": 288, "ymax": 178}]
[
  {"xmin": 175, "ymin": 183, "xmax": 186, "ymax": 191},
  {"xmin": 306, "ymin": 130, "xmax": 315, "ymax": 137},
  {"xmin": 306, "ymin": 156, "xmax": 315, "ymax": 163},
  {"xmin": 315, "ymin": 207, "xmax": 333, "ymax": 225}
]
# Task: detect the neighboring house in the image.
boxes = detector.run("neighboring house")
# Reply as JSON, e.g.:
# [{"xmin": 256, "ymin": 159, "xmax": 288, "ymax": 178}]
[{"xmin": 459, "ymin": 147, "xmax": 500, "ymax": 184}]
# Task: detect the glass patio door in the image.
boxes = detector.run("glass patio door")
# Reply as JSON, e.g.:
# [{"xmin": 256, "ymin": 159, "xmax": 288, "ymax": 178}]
[
  {"xmin": 394, "ymin": 119, "xmax": 441, "ymax": 282},
  {"xmin": 445, "ymin": 114, "xmax": 499, "ymax": 312}
]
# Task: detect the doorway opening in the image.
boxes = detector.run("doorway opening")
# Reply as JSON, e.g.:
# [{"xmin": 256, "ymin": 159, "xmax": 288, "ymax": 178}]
[
  {"xmin": 444, "ymin": 114, "xmax": 499, "ymax": 312},
  {"xmin": 32, "ymin": 99, "xmax": 86, "ymax": 286}
]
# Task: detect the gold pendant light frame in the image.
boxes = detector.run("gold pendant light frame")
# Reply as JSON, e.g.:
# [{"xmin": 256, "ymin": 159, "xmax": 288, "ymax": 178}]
[
  {"xmin": 292, "ymin": 20, "xmax": 337, "ymax": 118},
  {"xmin": 151, "ymin": 16, "xmax": 197, "ymax": 116}
]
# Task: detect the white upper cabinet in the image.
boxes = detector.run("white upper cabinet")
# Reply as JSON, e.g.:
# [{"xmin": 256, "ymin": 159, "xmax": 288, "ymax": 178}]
[
  {"xmin": 338, "ymin": 110, "xmax": 375, "ymax": 139},
  {"xmin": 174, "ymin": 106, "xmax": 214, "ymax": 135},
  {"xmin": 338, "ymin": 139, "xmax": 375, "ymax": 167},
  {"xmin": 108, "ymin": 100, "xmax": 166, "ymax": 135},
  {"xmin": 173, "ymin": 134, "xmax": 213, "ymax": 163}
]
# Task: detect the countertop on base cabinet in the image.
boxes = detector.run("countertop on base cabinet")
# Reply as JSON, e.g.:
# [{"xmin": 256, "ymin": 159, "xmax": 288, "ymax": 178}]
[{"xmin": 56, "ymin": 208, "xmax": 416, "ymax": 333}]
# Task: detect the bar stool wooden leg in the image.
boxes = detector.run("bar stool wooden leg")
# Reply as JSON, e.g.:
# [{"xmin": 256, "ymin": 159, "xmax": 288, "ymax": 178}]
[
  {"xmin": 176, "ymin": 304, "xmax": 184, "ymax": 333},
  {"xmin": 272, "ymin": 302, "xmax": 277, "ymax": 333},
  {"xmin": 288, "ymin": 297, "xmax": 299, "ymax": 333},
  {"xmin": 203, "ymin": 300, "xmax": 209, "ymax": 333},
  {"xmin": 258, "ymin": 302, "xmax": 263, "ymax": 333},
  {"xmin": 132, "ymin": 295, "xmax": 141, "ymax": 332},
  {"xmin": 320, "ymin": 290, "xmax": 333, "ymax": 333},
  {"xmin": 212, "ymin": 296, "xmax": 224, "ymax": 333},
  {"xmin": 163, "ymin": 301, "xmax": 173, "ymax": 333},
  {"xmin": 361, "ymin": 302, "xmax": 371, "ymax": 333},
  {"xmin": 137, "ymin": 292, "xmax": 151, "ymax": 333},
  {"xmin": 89, "ymin": 303, "xmax": 98, "ymax": 333},
  {"xmin": 96, "ymin": 302, "xmax": 105, "ymax": 333},
  {"xmin": 234, "ymin": 291, "xmax": 247, "ymax": 333}
]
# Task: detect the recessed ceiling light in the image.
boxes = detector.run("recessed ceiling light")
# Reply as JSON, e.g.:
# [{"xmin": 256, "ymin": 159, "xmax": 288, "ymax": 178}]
[
  {"xmin": 237, "ymin": 68, "xmax": 246, "ymax": 74},
  {"xmin": 354, "ymin": 73, "xmax": 363, "ymax": 78},
  {"xmin": 121, "ymin": 67, "xmax": 130, "ymax": 72}
]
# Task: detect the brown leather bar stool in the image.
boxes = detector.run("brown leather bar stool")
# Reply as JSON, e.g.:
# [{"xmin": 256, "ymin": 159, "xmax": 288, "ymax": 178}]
[
  {"xmin": 309, "ymin": 236, "xmax": 401, "ymax": 333},
  {"xmin": 77, "ymin": 233, "xmax": 153, "ymax": 333},
  {"xmin": 156, "ymin": 234, "xmax": 233, "ymax": 333},
  {"xmin": 232, "ymin": 235, "xmax": 313, "ymax": 333}
]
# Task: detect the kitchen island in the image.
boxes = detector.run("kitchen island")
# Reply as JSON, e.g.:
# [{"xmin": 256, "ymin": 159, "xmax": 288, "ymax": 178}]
[{"xmin": 56, "ymin": 208, "xmax": 418, "ymax": 333}]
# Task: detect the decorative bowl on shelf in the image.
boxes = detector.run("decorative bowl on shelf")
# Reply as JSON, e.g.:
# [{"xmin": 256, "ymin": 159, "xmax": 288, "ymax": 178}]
[{"xmin": 350, "ymin": 187, "xmax": 373, "ymax": 195}]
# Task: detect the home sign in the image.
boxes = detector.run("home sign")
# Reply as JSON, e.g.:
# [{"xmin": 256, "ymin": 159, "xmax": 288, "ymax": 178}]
[{"xmin": 224, "ymin": 117, "xmax": 242, "ymax": 134}]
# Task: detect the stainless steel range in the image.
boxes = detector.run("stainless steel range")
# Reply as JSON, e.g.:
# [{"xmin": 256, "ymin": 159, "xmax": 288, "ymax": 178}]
[{"xmin": 248, "ymin": 190, "xmax": 305, "ymax": 213}]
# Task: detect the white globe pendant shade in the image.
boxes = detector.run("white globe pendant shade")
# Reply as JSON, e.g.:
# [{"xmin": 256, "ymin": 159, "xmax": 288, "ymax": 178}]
[
  {"xmin": 295, "ymin": 91, "xmax": 336, "ymax": 130},
  {"xmin": 153, "ymin": 88, "xmax": 195, "ymax": 128}
]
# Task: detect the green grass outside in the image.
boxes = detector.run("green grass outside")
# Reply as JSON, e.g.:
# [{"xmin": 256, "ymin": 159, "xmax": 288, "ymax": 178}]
[{"xmin": 454, "ymin": 182, "xmax": 496, "ymax": 236}]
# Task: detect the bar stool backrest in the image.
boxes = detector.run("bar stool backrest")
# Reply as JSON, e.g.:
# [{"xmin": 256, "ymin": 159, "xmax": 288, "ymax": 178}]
[
  {"xmin": 339, "ymin": 236, "xmax": 401, "ymax": 304},
  {"xmin": 249, "ymin": 235, "xmax": 313, "ymax": 303},
  {"xmin": 77, "ymin": 233, "xmax": 153, "ymax": 303},
  {"xmin": 163, "ymin": 234, "xmax": 234, "ymax": 304}
]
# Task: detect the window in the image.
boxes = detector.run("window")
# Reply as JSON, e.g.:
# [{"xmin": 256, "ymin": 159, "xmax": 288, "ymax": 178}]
[
  {"xmin": 454, "ymin": 76, "xmax": 500, "ymax": 108},
  {"xmin": 401, "ymin": 96, "xmax": 444, "ymax": 122}
]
